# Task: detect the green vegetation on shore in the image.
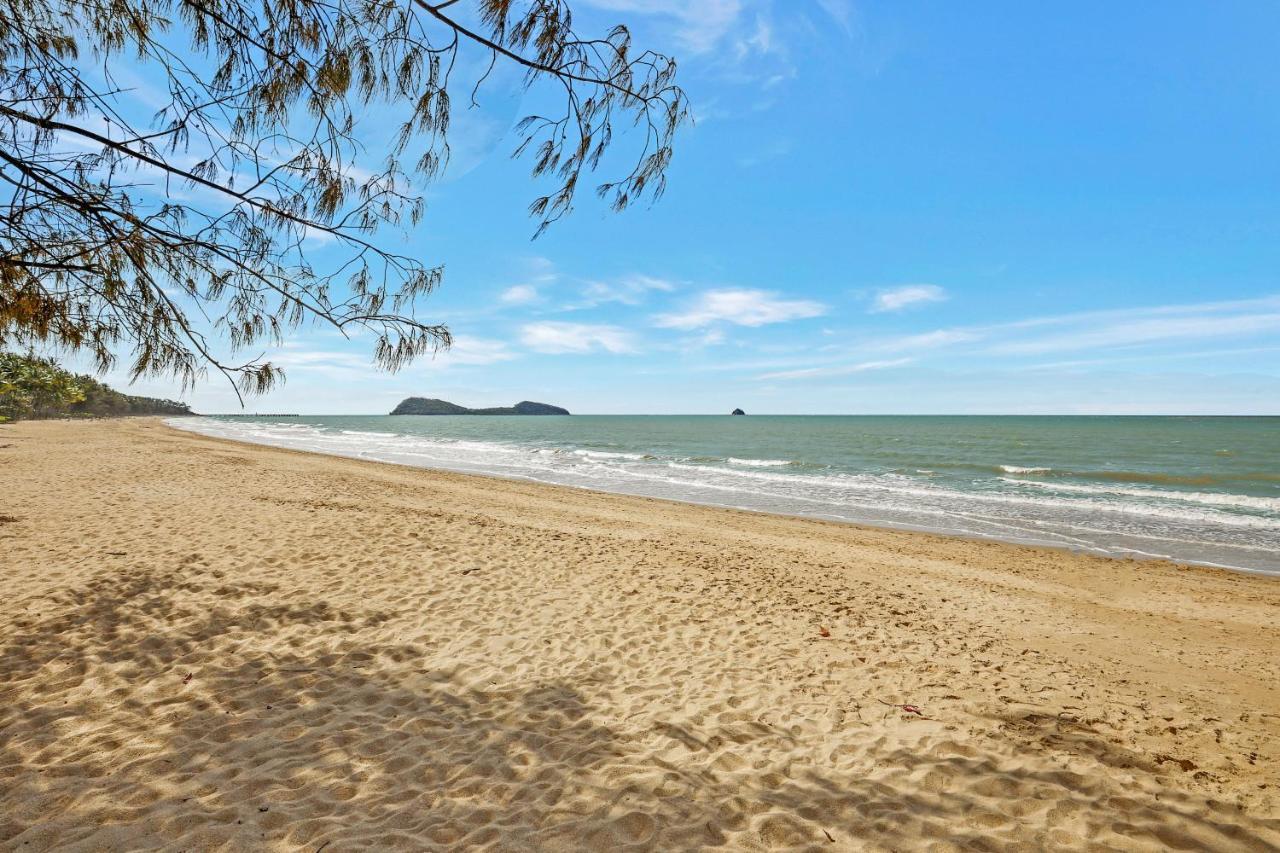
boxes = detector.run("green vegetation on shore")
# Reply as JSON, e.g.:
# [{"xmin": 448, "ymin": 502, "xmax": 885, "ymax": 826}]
[
  {"xmin": 390, "ymin": 398, "xmax": 570, "ymax": 416},
  {"xmin": 0, "ymin": 353, "xmax": 191, "ymax": 422}
]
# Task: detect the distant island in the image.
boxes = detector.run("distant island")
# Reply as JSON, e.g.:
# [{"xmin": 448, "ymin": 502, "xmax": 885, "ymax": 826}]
[
  {"xmin": 731, "ymin": 408, "xmax": 746, "ymax": 416},
  {"xmin": 390, "ymin": 398, "xmax": 570, "ymax": 416}
]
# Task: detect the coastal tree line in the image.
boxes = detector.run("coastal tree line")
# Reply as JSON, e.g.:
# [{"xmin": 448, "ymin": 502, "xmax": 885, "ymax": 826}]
[
  {"xmin": 0, "ymin": 0, "xmax": 687, "ymax": 401},
  {"xmin": 0, "ymin": 352, "xmax": 191, "ymax": 421}
]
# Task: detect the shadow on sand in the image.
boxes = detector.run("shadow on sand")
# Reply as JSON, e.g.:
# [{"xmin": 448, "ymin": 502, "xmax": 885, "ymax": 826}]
[{"xmin": 1, "ymin": 565, "xmax": 1274, "ymax": 851}]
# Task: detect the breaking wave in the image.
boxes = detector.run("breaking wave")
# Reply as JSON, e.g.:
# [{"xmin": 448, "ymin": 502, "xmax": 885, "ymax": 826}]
[{"xmin": 167, "ymin": 416, "xmax": 1280, "ymax": 575}]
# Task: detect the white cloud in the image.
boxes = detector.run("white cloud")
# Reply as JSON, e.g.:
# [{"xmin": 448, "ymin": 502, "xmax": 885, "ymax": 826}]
[
  {"xmin": 758, "ymin": 358, "xmax": 913, "ymax": 381},
  {"xmin": 735, "ymin": 14, "xmax": 774, "ymax": 59},
  {"xmin": 802, "ymin": 294, "xmax": 1280, "ymax": 370},
  {"xmin": 578, "ymin": 274, "xmax": 676, "ymax": 307},
  {"xmin": 434, "ymin": 335, "xmax": 517, "ymax": 366},
  {"xmin": 992, "ymin": 294, "xmax": 1280, "ymax": 333},
  {"xmin": 736, "ymin": 137, "xmax": 794, "ymax": 168},
  {"xmin": 654, "ymin": 288, "xmax": 826, "ymax": 330},
  {"xmin": 271, "ymin": 335, "xmax": 515, "ymax": 375},
  {"xmin": 520, "ymin": 322, "xmax": 637, "ymax": 354},
  {"xmin": 816, "ymin": 0, "xmax": 855, "ymax": 34},
  {"xmin": 879, "ymin": 329, "xmax": 983, "ymax": 351},
  {"xmin": 920, "ymin": 295, "xmax": 1280, "ymax": 357},
  {"xmin": 301, "ymin": 225, "xmax": 339, "ymax": 247},
  {"xmin": 500, "ymin": 284, "xmax": 539, "ymax": 304},
  {"xmin": 524, "ymin": 256, "xmax": 557, "ymax": 280},
  {"xmin": 259, "ymin": 346, "xmax": 375, "ymax": 383},
  {"xmin": 695, "ymin": 328, "xmax": 727, "ymax": 347},
  {"xmin": 1016, "ymin": 344, "xmax": 1280, "ymax": 372},
  {"xmin": 991, "ymin": 312, "xmax": 1280, "ymax": 356},
  {"xmin": 578, "ymin": 1, "xmax": 804, "ymax": 114},
  {"xmin": 871, "ymin": 284, "xmax": 948, "ymax": 313},
  {"xmin": 496, "ymin": 257, "xmax": 558, "ymax": 307},
  {"xmin": 733, "ymin": 294, "xmax": 1280, "ymax": 384},
  {"xmin": 578, "ymin": 0, "xmax": 745, "ymax": 53}
]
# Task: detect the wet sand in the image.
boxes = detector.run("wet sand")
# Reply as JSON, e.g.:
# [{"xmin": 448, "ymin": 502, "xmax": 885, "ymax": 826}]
[{"xmin": 1, "ymin": 418, "xmax": 1277, "ymax": 851}]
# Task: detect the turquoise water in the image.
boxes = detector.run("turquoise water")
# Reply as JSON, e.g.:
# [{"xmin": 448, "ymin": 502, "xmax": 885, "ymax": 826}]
[{"xmin": 172, "ymin": 415, "xmax": 1280, "ymax": 574}]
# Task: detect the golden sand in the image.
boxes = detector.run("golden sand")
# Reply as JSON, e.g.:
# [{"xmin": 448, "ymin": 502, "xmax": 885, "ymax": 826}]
[{"xmin": 1, "ymin": 418, "xmax": 1277, "ymax": 851}]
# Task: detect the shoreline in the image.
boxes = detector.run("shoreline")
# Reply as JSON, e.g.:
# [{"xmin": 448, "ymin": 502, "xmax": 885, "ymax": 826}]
[
  {"xmin": 166, "ymin": 416, "xmax": 1279, "ymax": 579},
  {"xmin": 2, "ymin": 418, "xmax": 1277, "ymax": 850}
]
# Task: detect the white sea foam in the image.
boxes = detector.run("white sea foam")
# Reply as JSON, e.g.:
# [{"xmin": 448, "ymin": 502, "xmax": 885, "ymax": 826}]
[
  {"xmin": 657, "ymin": 462, "xmax": 1279, "ymax": 530},
  {"xmin": 167, "ymin": 417, "xmax": 1280, "ymax": 575},
  {"xmin": 1000, "ymin": 465, "xmax": 1052, "ymax": 474},
  {"xmin": 572, "ymin": 449, "xmax": 647, "ymax": 461},
  {"xmin": 1002, "ymin": 477, "xmax": 1280, "ymax": 513}
]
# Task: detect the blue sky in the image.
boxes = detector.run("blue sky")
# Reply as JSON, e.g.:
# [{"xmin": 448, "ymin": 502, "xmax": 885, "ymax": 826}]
[{"xmin": 93, "ymin": 1, "xmax": 1280, "ymax": 413}]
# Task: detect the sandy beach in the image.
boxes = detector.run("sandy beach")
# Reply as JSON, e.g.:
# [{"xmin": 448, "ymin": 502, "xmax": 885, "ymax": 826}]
[{"xmin": 1, "ymin": 418, "xmax": 1277, "ymax": 851}]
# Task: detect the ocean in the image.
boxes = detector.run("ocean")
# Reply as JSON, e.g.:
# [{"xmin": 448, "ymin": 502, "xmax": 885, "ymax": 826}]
[{"xmin": 170, "ymin": 415, "xmax": 1280, "ymax": 575}]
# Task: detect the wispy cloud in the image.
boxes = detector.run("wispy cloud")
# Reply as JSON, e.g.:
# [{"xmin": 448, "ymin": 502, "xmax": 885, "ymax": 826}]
[
  {"xmin": 499, "ymin": 262, "xmax": 676, "ymax": 312},
  {"xmin": 990, "ymin": 309, "xmax": 1280, "ymax": 355},
  {"xmin": 577, "ymin": 0, "xmax": 745, "ymax": 54},
  {"xmin": 434, "ymin": 335, "xmax": 518, "ymax": 366},
  {"xmin": 754, "ymin": 294, "xmax": 1280, "ymax": 380},
  {"xmin": 271, "ymin": 347, "xmax": 369, "ymax": 370},
  {"xmin": 520, "ymin": 322, "xmax": 637, "ymax": 354},
  {"xmin": 698, "ymin": 328, "xmax": 727, "ymax": 346},
  {"xmin": 1020, "ymin": 344, "xmax": 1280, "ymax": 372},
  {"xmin": 815, "ymin": 0, "xmax": 856, "ymax": 35},
  {"xmin": 880, "ymin": 329, "xmax": 983, "ymax": 351},
  {"xmin": 577, "ymin": 274, "xmax": 676, "ymax": 307},
  {"xmin": 496, "ymin": 256, "xmax": 558, "ymax": 307},
  {"xmin": 736, "ymin": 137, "xmax": 794, "ymax": 168},
  {"xmin": 500, "ymin": 284, "xmax": 539, "ymax": 305},
  {"xmin": 758, "ymin": 358, "xmax": 913, "ymax": 381},
  {"xmin": 525, "ymin": 256, "xmax": 557, "ymax": 279},
  {"xmin": 870, "ymin": 284, "xmax": 947, "ymax": 313},
  {"xmin": 654, "ymin": 288, "xmax": 826, "ymax": 330},
  {"xmin": 877, "ymin": 295, "xmax": 1280, "ymax": 354},
  {"xmin": 734, "ymin": 14, "xmax": 775, "ymax": 59},
  {"xmin": 271, "ymin": 335, "xmax": 515, "ymax": 376}
]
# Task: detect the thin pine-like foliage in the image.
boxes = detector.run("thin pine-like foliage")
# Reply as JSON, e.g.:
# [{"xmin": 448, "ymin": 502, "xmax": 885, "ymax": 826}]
[{"xmin": 0, "ymin": 0, "xmax": 687, "ymax": 398}]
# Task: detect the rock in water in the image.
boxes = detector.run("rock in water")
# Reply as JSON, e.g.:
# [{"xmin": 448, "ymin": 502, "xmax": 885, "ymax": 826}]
[{"xmin": 731, "ymin": 408, "xmax": 746, "ymax": 416}]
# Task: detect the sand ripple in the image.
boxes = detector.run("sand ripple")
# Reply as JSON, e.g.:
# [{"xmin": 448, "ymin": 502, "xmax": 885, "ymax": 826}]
[{"xmin": 0, "ymin": 420, "xmax": 1277, "ymax": 851}]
